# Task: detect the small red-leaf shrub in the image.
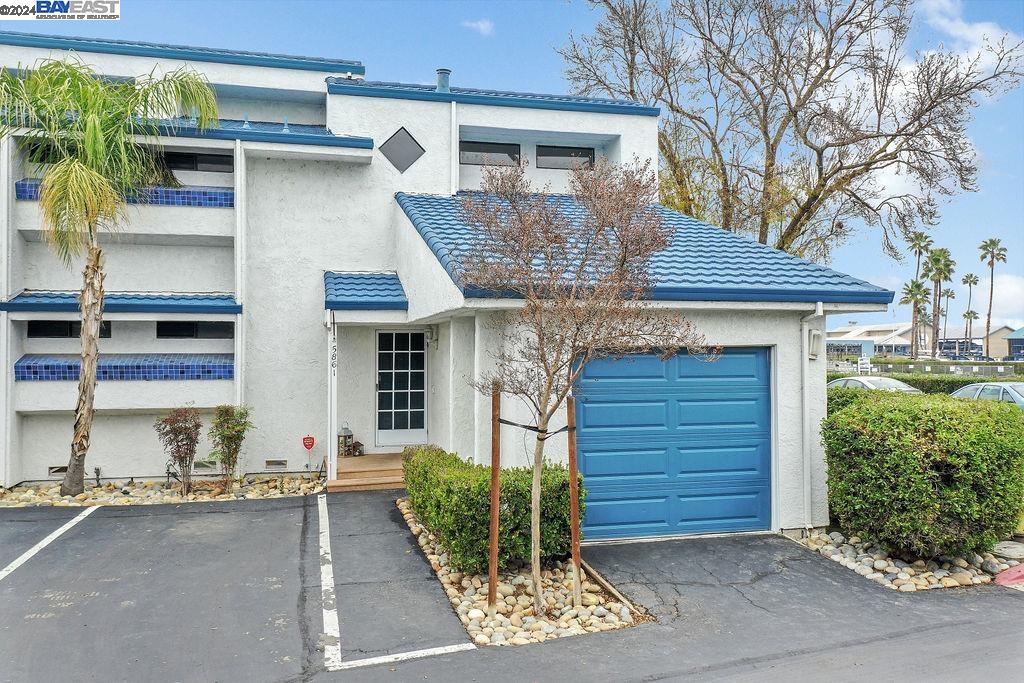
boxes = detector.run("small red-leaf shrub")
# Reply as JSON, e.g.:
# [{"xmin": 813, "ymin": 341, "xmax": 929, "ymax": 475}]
[{"xmin": 154, "ymin": 406, "xmax": 203, "ymax": 495}]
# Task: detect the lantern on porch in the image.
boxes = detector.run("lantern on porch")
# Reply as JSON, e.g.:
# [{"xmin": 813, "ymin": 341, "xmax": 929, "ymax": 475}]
[{"xmin": 338, "ymin": 423, "xmax": 355, "ymax": 458}]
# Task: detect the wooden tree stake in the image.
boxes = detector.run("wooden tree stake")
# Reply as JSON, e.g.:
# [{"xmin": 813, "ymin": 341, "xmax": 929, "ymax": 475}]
[
  {"xmin": 567, "ymin": 395, "xmax": 583, "ymax": 609},
  {"xmin": 488, "ymin": 385, "xmax": 501, "ymax": 616}
]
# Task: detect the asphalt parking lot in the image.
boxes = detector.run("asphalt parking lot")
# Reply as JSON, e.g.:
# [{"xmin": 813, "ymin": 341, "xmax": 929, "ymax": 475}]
[
  {"xmin": 3, "ymin": 493, "xmax": 1024, "ymax": 682},
  {"xmin": 0, "ymin": 492, "xmax": 470, "ymax": 681}
]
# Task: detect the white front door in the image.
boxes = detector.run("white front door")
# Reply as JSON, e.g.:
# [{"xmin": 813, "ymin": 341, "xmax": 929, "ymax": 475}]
[{"xmin": 375, "ymin": 330, "xmax": 427, "ymax": 446}]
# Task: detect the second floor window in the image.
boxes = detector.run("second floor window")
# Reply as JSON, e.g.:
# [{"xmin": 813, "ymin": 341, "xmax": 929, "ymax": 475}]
[
  {"xmin": 459, "ymin": 141, "xmax": 521, "ymax": 167},
  {"xmin": 28, "ymin": 320, "xmax": 111, "ymax": 338},
  {"xmin": 157, "ymin": 321, "xmax": 234, "ymax": 339},
  {"xmin": 164, "ymin": 152, "xmax": 234, "ymax": 173},
  {"xmin": 536, "ymin": 145, "xmax": 595, "ymax": 170}
]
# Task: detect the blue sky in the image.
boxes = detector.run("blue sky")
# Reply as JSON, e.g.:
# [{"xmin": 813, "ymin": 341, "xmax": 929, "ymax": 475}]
[{"xmin": 2, "ymin": 0, "xmax": 1021, "ymax": 330}]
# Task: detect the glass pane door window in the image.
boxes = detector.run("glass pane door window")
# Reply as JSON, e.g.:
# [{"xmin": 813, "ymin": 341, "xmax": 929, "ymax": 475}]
[{"xmin": 376, "ymin": 331, "xmax": 427, "ymax": 445}]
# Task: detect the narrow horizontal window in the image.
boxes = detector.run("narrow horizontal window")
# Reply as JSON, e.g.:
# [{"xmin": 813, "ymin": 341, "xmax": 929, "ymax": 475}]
[
  {"xmin": 157, "ymin": 321, "xmax": 235, "ymax": 339},
  {"xmin": 459, "ymin": 141, "xmax": 520, "ymax": 167},
  {"xmin": 536, "ymin": 145, "xmax": 595, "ymax": 170},
  {"xmin": 164, "ymin": 151, "xmax": 234, "ymax": 173},
  {"xmin": 28, "ymin": 320, "xmax": 111, "ymax": 338}
]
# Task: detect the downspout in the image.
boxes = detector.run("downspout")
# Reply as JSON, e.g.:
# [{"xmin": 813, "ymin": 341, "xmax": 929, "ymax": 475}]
[
  {"xmin": 800, "ymin": 301, "xmax": 824, "ymax": 531},
  {"xmin": 325, "ymin": 309, "xmax": 338, "ymax": 479}
]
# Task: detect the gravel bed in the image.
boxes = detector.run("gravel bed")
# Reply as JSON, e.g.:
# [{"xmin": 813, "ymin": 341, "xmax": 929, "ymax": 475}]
[
  {"xmin": 397, "ymin": 497, "xmax": 645, "ymax": 646},
  {"xmin": 804, "ymin": 529, "xmax": 1022, "ymax": 591},
  {"xmin": 0, "ymin": 475, "xmax": 324, "ymax": 507}
]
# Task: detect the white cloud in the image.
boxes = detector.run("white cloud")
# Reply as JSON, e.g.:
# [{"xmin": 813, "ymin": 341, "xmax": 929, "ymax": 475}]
[
  {"xmin": 460, "ymin": 18, "xmax": 494, "ymax": 37},
  {"xmin": 946, "ymin": 272, "xmax": 1024, "ymax": 331},
  {"xmin": 919, "ymin": 0, "xmax": 1021, "ymax": 67}
]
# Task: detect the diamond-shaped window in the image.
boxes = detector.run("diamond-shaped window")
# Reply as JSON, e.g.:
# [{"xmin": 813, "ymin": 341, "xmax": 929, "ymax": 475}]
[{"xmin": 380, "ymin": 127, "xmax": 425, "ymax": 173}]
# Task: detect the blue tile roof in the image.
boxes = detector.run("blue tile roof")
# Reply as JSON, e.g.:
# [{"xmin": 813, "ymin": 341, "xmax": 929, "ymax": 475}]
[
  {"xmin": 324, "ymin": 272, "xmax": 408, "ymax": 311},
  {"xmin": 395, "ymin": 192, "xmax": 894, "ymax": 305},
  {"xmin": 327, "ymin": 78, "xmax": 659, "ymax": 117},
  {"xmin": 156, "ymin": 117, "xmax": 374, "ymax": 149},
  {"xmin": 0, "ymin": 31, "xmax": 364, "ymax": 75},
  {"xmin": 1007, "ymin": 326, "xmax": 1024, "ymax": 340},
  {"xmin": 0, "ymin": 291, "xmax": 241, "ymax": 314}
]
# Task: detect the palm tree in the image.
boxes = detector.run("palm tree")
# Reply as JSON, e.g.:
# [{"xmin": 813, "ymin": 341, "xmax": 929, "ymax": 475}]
[
  {"xmin": 0, "ymin": 59, "xmax": 217, "ymax": 495},
  {"xmin": 908, "ymin": 231, "xmax": 933, "ymax": 280},
  {"xmin": 922, "ymin": 248, "xmax": 955, "ymax": 358},
  {"xmin": 941, "ymin": 289, "xmax": 956, "ymax": 341},
  {"xmin": 900, "ymin": 280, "xmax": 929, "ymax": 358},
  {"xmin": 979, "ymin": 238, "xmax": 1008, "ymax": 358},
  {"xmin": 962, "ymin": 310, "xmax": 979, "ymax": 354},
  {"xmin": 961, "ymin": 272, "xmax": 979, "ymax": 343}
]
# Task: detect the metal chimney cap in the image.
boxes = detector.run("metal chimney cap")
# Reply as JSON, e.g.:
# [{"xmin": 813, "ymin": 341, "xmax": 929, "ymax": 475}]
[{"xmin": 436, "ymin": 68, "xmax": 452, "ymax": 93}]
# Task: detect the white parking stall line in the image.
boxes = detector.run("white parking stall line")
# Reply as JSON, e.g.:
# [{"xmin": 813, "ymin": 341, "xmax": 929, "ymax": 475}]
[
  {"xmin": 317, "ymin": 493, "xmax": 343, "ymax": 671},
  {"xmin": 330, "ymin": 643, "xmax": 478, "ymax": 672},
  {"xmin": 0, "ymin": 506, "xmax": 99, "ymax": 584}
]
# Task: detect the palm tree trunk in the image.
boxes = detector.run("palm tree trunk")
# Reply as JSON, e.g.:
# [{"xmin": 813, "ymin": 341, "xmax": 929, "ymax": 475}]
[
  {"xmin": 985, "ymin": 264, "xmax": 994, "ymax": 358},
  {"xmin": 910, "ymin": 305, "xmax": 918, "ymax": 358},
  {"xmin": 61, "ymin": 241, "xmax": 104, "ymax": 496},
  {"xmin": 931, "ymin": 283, "xmax": 941, "ymax": 358},
  {"xmin": 966, "ymin": 287, "xmax": 973, "ymax": 351},
  {"xmin": 530, "ymin": 425, "xmax": 547, "ymax": 614}
]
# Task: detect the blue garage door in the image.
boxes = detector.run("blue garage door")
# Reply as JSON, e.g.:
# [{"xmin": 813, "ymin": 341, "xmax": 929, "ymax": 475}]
[{"xmin": 576, "ymin": 348, "xmax": 771, "ymax": 540}]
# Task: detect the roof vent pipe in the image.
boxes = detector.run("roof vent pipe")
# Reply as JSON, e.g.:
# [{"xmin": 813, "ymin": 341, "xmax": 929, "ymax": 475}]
[{"xmin": 436, "ymin": 68, "xmax": 451, "ymax": 94}]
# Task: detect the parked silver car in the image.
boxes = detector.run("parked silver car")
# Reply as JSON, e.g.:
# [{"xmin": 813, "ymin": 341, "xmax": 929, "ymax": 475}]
[
  {"xmin": 826, "ymin": 376, "xmax": 923, "ymax": 393},
  {"xmin": 950, "ymin": 382, "xmax": 1024, "ymax": 408}
]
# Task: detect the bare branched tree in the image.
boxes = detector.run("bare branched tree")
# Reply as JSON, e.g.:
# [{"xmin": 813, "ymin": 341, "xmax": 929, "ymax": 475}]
[
  {"xmin": 460, "ymin": 159, "xmax": 709, "ymax": 612},
  {"xmin": 561, "ymin": 0, "xmax": 1023, "ymax": 261}
]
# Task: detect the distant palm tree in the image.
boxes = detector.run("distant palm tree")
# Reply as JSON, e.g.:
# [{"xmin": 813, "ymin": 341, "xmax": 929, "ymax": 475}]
[
  {"xmin": 0, "ymin": 59, "xmax": 217, "ymax": 495},
  {"xmin": 922, "ymin": 248, "xmax": 955, "ymax": 358},
  {"xmin": 908, "ymin": 231, "xmax": 933, "ymax": 280},
  {"xmin": 941, "ymin": 289, "xmax": 956, "ymax": 340},
  {"xmin": 963, "ymin": 310, "xmax": 979, "ymax": 354},
  {"xmin": 961, "ymin": 272, "xmax": 979, "ymax": 343},
  {"xmin": 979, "ymin": 238, "xmax": 1008, "ymax": 358},
  {"xmin": 900, "ymin": 280, "xmax": 929, "ymax": 358}
]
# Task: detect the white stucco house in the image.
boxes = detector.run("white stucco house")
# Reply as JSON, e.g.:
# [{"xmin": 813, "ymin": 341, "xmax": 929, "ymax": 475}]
[{"xmin": 0, "ymin": 31, "xmax": 893, "ymax": 540}]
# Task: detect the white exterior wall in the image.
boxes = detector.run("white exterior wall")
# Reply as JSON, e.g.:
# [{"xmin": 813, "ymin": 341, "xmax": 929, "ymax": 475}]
[{"xmin": 17, "ymin": 412, "xmax": 217, "ymax": 482}]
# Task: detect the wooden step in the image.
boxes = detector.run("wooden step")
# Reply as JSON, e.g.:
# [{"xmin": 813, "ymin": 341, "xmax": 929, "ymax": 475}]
[
  {"xmin": 326, "ymin": 474, "xmax": 405, "ymax": 493},
  {"xmin": 337, "ymin": 467, "xmax": 403, "ymax": 481}
]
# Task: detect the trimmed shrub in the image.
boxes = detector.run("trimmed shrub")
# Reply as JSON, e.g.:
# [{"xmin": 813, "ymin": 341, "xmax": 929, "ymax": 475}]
[
  {"xmin": 208, "ymin": 404, "xmax": 254, "ymax": 481},
  {"xmin": 872, "ymin": 357, "xmax": 1024, "ymax": 376},
  {"xmin": 402, "ymin": 445, "xmax": 583, "ymax": 573},
  {"xmin": 827, "ymin": 372, "xmax": 981, "ymax": 394},
  {"xmin": 823, "ymin": 392, "xmax": 1024, "ymax": 557},
  {"xmin": 887, "ymin": 373, "xmax": 986, "ymax": 394},
  {"xmin": 154, "ymin": 406, "xmax": 203, "ymax": 495},
  {"xmin": 826, "ymin": 387, "xmax": 871, "ymax": 415}
]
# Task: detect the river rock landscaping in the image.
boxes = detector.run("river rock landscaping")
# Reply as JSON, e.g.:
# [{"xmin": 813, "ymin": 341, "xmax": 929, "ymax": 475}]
[
  {"xmin": 804, "ymin": 530, "xmax": 1023, "ymax": 591},
  {"xmin": 0, "ymin": 475, "xmax": 324, "ymax": 507},
  {"xmin": 397, "ymin": 498, "xmax": 643, "ymax": 646}
]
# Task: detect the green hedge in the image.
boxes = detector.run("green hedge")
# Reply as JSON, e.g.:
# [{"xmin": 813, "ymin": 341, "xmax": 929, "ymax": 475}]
[
  {"xmin": 822, "ymin": 392, "xmax": 1024, "ymax": 557},
  {"xmin": 402, "ymin": 445, "xmax": 582, "ymax": 574},
  {"xmin": 827, "ymin": 372, "xmax": 981, "ymax": 394},
  {"xmin": 826, "ymin": 387, "xmax": 870, "ymax": 414}
]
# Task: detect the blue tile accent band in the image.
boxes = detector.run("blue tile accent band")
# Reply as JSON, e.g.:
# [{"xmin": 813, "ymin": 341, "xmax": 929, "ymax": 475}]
[
  {"xmin": 16, "ymin": 178, "xmax": 234, "ymax": 208},
  {"xmin": 324, "ymin": 272, "xmax": 408, "ymax": 310},
  {"xmin": 0, "ymin": 30, "xmax": 365, "ymax": 75},
  {"xmin": 0, "ymin": 291, "xmax": 242, "ymax": 314},
  {"xmin": 14, "ymin": 353, "xmax": 235, "ymax": 382},
  {"xmin": 395, "ymin": 191, "xmax": 895, "ymax": 305},
  {"xmin": 327, "ymin": 79, "xmax": 661, "ymax": 117}
]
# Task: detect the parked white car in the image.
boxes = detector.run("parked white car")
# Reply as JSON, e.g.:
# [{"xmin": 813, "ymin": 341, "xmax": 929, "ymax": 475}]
[
  {"xmin": 950, "ymin": 382, "xmax": 1024, "ymax": 408},
  {"xmin": 826, "ymin": 376, "xmax": 923, "ymax": 393}
]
